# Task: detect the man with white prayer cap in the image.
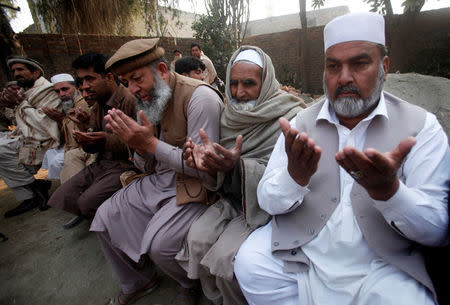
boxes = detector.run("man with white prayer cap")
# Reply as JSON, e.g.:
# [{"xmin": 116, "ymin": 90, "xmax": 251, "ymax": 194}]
[
  {"xmin": 0, "ymin": 56, "xmax": 61, "ymax": 217},
  {"xmin": 176, "ymin": 45, "xmax": 306, "ymax": 305},
  {"xmin": 42, "ymin": 73, "xmax": 93, "ymax": 184},
  {"xmin": 234, "ymin": 12, "xmax": 449, "ymax": 305}
]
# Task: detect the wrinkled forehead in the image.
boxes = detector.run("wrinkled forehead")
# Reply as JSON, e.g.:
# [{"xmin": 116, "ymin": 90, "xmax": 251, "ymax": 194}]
[{"xmin": 230, "ymin": 61, "xmax": 263, "ymax": 80}]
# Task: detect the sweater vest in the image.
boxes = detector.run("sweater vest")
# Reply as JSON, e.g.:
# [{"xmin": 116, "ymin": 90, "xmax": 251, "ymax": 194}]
[{"xmin": 161, "ymin": 72, "xmax": 223, "ymax": 205}]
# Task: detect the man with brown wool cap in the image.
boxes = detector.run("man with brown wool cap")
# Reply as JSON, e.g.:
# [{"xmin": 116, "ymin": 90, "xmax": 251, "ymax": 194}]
[{"xmin": 89, "ymin": 38, "xmax": 223, "ymax": 305}]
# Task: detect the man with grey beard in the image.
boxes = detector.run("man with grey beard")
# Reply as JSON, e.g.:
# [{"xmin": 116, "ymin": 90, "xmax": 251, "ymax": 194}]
[
  {"xmin": 234, "ymin": 12, "xmax": 449, "ymax": 305},
  {"xmin": 89, "ymin": 38, "xmax": 223, "ymax": 305},
  {"xmin": 176, "ymin": 46, "xmax": 306, "ymax": 305},
  {"xmin": 42, "ymin": 73, "xmax": 92, "ymax": 183}
]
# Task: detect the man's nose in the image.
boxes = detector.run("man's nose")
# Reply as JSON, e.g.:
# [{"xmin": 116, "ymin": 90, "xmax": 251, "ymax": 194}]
[
  {"xmin": 338, "ymin": 65, "xmax": 354, "ymax": 85},
  {"xmin": 236, "ymin": 84, "xmax": 246, "ymax": 100}
]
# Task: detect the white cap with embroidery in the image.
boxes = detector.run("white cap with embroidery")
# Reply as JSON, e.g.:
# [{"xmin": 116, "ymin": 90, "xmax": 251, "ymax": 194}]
[
  {"xmin": 233, "ymin": 49, "xmax": 263, "ymax": 68},
  {"xmin": 50, "ymin": 73, "xmax": 75, "ymax": 84}
]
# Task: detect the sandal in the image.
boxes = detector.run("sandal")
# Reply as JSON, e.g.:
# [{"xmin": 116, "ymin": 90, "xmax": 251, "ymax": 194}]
[{"xmin": 106, "ymin": 277, "xmax": 160, "ymax": 305}]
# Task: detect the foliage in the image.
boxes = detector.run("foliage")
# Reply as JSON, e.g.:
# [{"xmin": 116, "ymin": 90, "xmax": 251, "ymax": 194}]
[
  {"xmin": 1, "ymin": 0, "xmax": 19, "ymax": 20},
  {"xmin": 191, "ymin": 0, "xmax": 249, "ymax": 80},
  {"xmin": 311, "ymin": 0, "xmax": 426, "ymax": 15},
  {"xmin": 27, "ymin": 0, "xmax": 183, "ymax": 35}
]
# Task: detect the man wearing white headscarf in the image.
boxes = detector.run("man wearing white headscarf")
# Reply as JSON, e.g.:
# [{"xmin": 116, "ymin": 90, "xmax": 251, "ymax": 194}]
[
  {"xmin": 176, "ymin": 46, "xmax": 307, "ymax": 304},
  {"xmin": 234, "ymin": 12, "xmax": 449, "ymax": 305},
  {"xmin": 42, "ymin": 73, "xmax": 93, "ymax": 184},
  {"xmin": 0, "ymin": 56, "xmax": 60, "ymax": 217}
]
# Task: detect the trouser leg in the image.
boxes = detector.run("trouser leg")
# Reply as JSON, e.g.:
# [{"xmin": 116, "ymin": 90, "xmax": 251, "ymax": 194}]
[
  {"xmin": 0, "ymin": 137, "xmax": 35, "ymax": 201},
  {"xmin": 97, "ymin": 231, "xmax": 156, "ymax": 294},
  {"xmin": 217, "ymin": 276, "xmax": 248, "ymax": 305},
  {"xmin": 148, "ymin": 201, "xmax": 207, "ymax": 288}
]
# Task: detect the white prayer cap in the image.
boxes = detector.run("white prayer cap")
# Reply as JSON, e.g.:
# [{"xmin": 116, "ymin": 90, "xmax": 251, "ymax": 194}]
[
  {"xmin": 50, "ymin": 73, "xmax": 75, "ymax": 84},
  {"xmin": 233, "ymin": 49, "xmax": 263, "ymax": 68},
  {"xmin": 324, "ymin": 12, "xmax": 385, "ymax": 52}
]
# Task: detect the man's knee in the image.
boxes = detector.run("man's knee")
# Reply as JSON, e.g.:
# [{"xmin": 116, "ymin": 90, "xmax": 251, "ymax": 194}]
[{"xmin": 77, "ymin": 193, "xmax": 99, "ymax": 218}]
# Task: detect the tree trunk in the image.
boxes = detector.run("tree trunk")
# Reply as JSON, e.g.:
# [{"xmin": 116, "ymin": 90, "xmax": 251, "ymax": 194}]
[
  {"xmin": 0, "ymin": 7, "xmax": 22, "ymax": 85},
  {"xmin": 299, "ymin": 0, "xmax": 308, "ymax": 92}
]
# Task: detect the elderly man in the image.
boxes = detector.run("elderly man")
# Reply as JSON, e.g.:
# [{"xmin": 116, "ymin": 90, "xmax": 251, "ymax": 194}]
[
  {"xmin": 234, "ymin": 13, "xmax": 449, "ymax": 305},
  {"xmin": 42, "ymin": 73, "xmax": 92, "ymax": 182},
  {"xmin": 175, "ymin": 56, "xmax": 206, "ymax": 82},
  {"xmin": 176, "ymin": 46, "xmax": 306, "ymax": 305},
  {"xmin": 89, "ymin": 38, "xmax": 223, "ymax": 305},
  {"xmin": 0, "ymin": 56, "xmax": 60, "ymax": 217},
  {"xmin": 191, "ymin": 43, "xmax": 217, "ymax": 87},
  {"xmin": 47, "ymin": 53, "xmax": 137, "ymax": 228}
]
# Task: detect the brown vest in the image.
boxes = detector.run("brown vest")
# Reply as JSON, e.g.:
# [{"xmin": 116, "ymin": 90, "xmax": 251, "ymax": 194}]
[
  {"xmin": 160, "ymin": 72, "xmax": 223, "ymax": 205},
  {"xmin": 271, "ymin": 92, "xmax": 438, "ymax": 301}
]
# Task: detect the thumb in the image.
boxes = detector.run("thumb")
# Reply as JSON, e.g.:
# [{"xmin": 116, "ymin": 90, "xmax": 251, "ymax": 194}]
[
  {"xmin": 388, "ymin": 136, "xmax": 416, "ymax": 164},
  {"xmin": 139, "ymin": 110, "xmax": 152, "ymax": 127},
  {"xmin": 199, "ymin": 128, "xmax": 212, "ymax": 145}
]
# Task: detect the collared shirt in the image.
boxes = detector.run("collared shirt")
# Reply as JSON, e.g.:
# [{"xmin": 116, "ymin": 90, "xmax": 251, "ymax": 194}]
[{"xmin": 257, "ymin": 92, "xmax": 449, "ymax": 300}]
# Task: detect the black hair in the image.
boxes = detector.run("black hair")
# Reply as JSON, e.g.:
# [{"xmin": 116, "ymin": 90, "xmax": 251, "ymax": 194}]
[
  {"xmin": 72, "ymin": 53, "xmax": 109, "ymax": 75},
  {"xmin": 377, "ymin": 44, "xmax": 388, "ymax": 58},
  {"xmin": 190, "ymin": 43, "xmax": 201, "ymax": 50},
  {"xmin": 175, "ymin": 56, "xmax": 206, "ymax": 75},
  {"xmin": 173, "ymin": 49, "xmax": 181, "ymax": 54}
]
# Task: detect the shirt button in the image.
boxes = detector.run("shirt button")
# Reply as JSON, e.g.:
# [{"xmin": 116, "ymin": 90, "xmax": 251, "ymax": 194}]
[
  {"xmin": 320, "ymin": 214, "xmax": 326, "ymax": 220},
  {"xmin": 273, "ymin": 242, "xmax": 279, "ymax": 246},
  {"xmin": 291, "ymin": 250, "xmax": 297, "ymax": 255},
  {"xmin": 331, "ymin": 197, "xmax": 337, "ymax": 203},
  {"xmin": 293, "ymin": 240, "xmax": 299, "ymax": 245}
]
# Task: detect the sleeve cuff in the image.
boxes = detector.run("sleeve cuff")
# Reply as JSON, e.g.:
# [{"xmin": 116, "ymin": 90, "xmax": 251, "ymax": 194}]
[{"xmin": 372, "ymin": 182, "xmax": 412, "ymax": 220}]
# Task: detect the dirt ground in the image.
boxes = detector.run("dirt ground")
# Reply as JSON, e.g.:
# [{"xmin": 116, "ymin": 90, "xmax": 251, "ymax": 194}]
[{"xmin": 0, "ymin": 170, "xmax": 209, "ymax": 305}]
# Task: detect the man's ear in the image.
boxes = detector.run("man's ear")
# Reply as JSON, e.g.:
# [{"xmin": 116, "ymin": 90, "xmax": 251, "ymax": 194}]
[
  {"xmin": 104, "ymin": 72, "xmax": 115, "ymax": 82},
  {"xmin": 155, "ymin": 62, "xmax": 169, "ymax": 82},
  {"xmin": 33, "ymin": 70, "xmax": 41, "ymax": 80},
  {"xmin": 382, "ymin": 56, "xmax": 390, "ymax": 81}
]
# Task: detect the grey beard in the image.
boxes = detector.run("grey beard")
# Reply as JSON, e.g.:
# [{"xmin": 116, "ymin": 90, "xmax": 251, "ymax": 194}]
[
  {"xmin": 61, "ymin": 90, "xmax": 77, "ymax": 114},
  {"xmin": 136, "ymin": 71, "xmax": 172, "ymax": 125},
  {"xmin": 230, "ymin": 98, "xmax": 257, "ymax": 112},
  {"xmin": 324, "ymin": 62, "xmax": 385, "ymax": 118}
]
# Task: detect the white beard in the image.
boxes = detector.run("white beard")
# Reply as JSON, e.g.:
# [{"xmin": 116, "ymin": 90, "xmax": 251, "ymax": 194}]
[
  {"xmin": 136, "ymin": 72, "xmax": 172, "ymax": 125},
  {"xmin": 324, "ymin": 62, "xmax": 385, "ymax": 118},
  {"xmin": 230, "ymin": 98, "xmax": 257, "ymax": 111}
]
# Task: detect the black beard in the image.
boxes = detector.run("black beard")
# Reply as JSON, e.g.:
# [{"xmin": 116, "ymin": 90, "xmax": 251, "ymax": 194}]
[{"xmin": 17, "ymin": 78, "xmax": 35, "ymax": 88}]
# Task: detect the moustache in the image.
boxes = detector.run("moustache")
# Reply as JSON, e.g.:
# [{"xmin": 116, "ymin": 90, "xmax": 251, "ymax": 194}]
[{"xmin": 335, "ymin": 85, "xmax": 361, "ymax": 97}]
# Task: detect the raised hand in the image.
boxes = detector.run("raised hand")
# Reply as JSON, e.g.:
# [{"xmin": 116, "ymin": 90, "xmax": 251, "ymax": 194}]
[
  {"xmin": 335, "ymin": 137, "xmax": 416, "ymax": 201},
  {"xmin": 66, "ymin": 107, "xmax": 90, "ymax": 130},
  {"xmin": 105, "ymin": 109, "xmax": 158, "ymax": 155},
  {"xmin": 279, "ymin": 117, "xmax": 322, "ymax": 186},
  {"xmin": 72, "ymin": 130, "xmax": 107, "ymax": 146},
  {"xmin": 0, "ymin": 87, "xmax": 24, "ymax": 107},
  {"xmin": 42, "ymin": 107, "xmax": 64, "ymax": 124},
  {"xmin": 184, "ymin": 129, "xmax": 242, "ymax": 174}
]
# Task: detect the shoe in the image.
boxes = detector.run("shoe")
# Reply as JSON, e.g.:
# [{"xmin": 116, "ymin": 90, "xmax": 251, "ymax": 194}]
[
  {"xmin": 4, "ymin": 198, "xmax": 39, "ymax": 218},
  {"xmin": 32, "ymin": 179, "xmax": 51, "ymax": 211},
  {"xmin": 62, "ymin": 216, "xmax": 84, "ymax": 229},
  {"xmin": 106, "ymin": 276, "xmax": 160, "ymax": 305},
  {"xmin": 171, "ymin": 285, "xmax": 200, "ymax": 305}
]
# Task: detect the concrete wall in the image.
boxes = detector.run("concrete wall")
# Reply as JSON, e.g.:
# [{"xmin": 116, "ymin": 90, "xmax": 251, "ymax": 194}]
[
  {"xmin": 6, "ymin": 34, "xmax": 198, "ymax": 82},
  {"xmin": 243, "ymin": 8, "xmax": 450, "ymax": 94},
  {"xmin": 245, "ymin": 6, "xmax": 349, "ymax": 36}
]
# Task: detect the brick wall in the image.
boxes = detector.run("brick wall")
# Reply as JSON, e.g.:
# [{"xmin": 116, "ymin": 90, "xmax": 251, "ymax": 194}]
[
  {"xmin": 243, "ymin": 8, "xmax": 450, "ymax": 94},
  {"xmin": 3, "ymin": 34, "xmax": 197, "ymax": 84}
]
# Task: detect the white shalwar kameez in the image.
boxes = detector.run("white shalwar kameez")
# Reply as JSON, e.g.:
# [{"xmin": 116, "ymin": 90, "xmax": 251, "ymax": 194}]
[{"xmin": 235, "ymin": 95, "xmax": 449, "ymax": 305}]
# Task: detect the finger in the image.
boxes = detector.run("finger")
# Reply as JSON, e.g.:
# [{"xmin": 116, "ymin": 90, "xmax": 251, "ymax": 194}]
[
  {"xmin": 198, "ymin": 129, "xmax": 212, "ymax": 146},
  {"xmin": 284, "ymin": 127, "xmax": 299, "ymax": 155},
  {"xmin": 341, "ymin": 146, "xmax": 379, "ymax": 178},
  {"xmin": 233, "ymin": 135, "xmax": 243, "ymax": 154},
  {"xmin": 298, "ymin": 136, "xmax": 316, "ymax": 163},
  {"xmin": 367, "ymin": 137, "xmax": 416, "ymax": 169},
  {"xmin": 139, "ymin": 110, "xmax": 153, "ymax": 127},
  {"xmin": 279, "ymin": 117, "xmax": 291, "ymax": 137}
]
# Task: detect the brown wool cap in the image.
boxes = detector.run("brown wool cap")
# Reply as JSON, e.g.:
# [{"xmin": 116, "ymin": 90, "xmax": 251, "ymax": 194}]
[{"xmin": 105, "ymin": 38, "xmax": 165, "ymax": 75}]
